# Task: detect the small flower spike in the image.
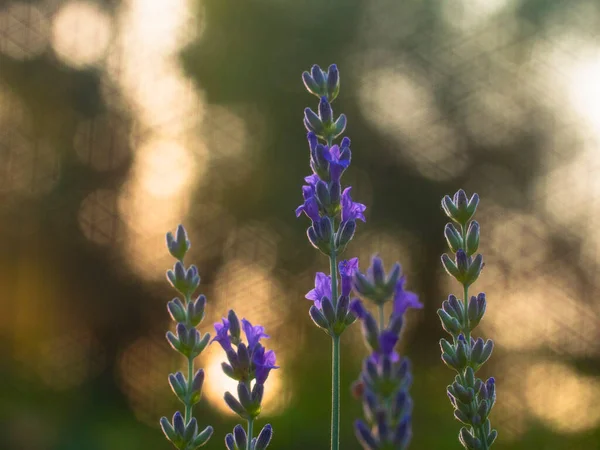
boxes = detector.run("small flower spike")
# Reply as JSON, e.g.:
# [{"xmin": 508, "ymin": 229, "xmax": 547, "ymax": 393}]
[
  {"xmin": 214, "ymin": 310, "xmax": 277, "ymax": 450},
  {"xmin": 350, "ymin": 257, "xmax": 422, "ymax": 450},
  {"xmin": 297, "ymin": 63, "xmax": 366, "ymax": 450},
  {"xmin": 439, "ymin": 190, "xmax": 497, "ymax": 449},
  {"xmin": 161, "ymin": 225, "xmax": 213, "ymax": 449}
]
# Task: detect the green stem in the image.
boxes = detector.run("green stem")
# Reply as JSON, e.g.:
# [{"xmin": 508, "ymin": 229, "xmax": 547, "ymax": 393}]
[
  {"xmin": 329, "ymin": 248, "xmax": 338, "ymax": 308},
  {"xmin": 378, "ymin": 304, "xmax": 385, "ymax": 330},
  {"xmin": 247, "ymin": 418, "xmax": 254, "ymax": 450},
  {"xmin": 185, "ymin": 356, "xmax": 194, "ymax": 423},
  {"xmin": 331, "ymin": 334, "xmax": 340, "ymax": 450}
]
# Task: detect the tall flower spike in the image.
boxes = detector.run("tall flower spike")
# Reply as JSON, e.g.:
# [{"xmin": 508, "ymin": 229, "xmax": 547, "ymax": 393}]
[
  {"xmin": 213, "ymin": 310, "xmax": 277, "ymax": 450},
  {"xmin": 350, "ymin": 260, "xmax": 421, "ymax": 450},
  {"xmin": 297, "ymin": 63, "xmax": 366, "ymax": 450},
  {"xmin": 439, "ymin": 191, "xmax": 497, "ymax": 449},
  {"xmin": 161, "ymin": 225, "xmax": 213, "ymax": 449}
]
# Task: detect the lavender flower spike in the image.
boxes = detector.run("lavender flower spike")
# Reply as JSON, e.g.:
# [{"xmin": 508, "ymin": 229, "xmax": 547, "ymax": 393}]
[
  {"xmin": 160, "ymin": 225, "xmax": 213, "ymax": 449},
  {"xmin": 214, "ymin": 310, "xmax": 277, "ymax": 450},
  {"xmin": 350, "ymin": 263, "xmax": 421, "ymax": 450},
  {"xmin": 439, "ymin": 190, "xmax": 497, "ymax": 449},
  {"xmin": 297, "ymin": 63, "xmax": 366, "ymax": 450}
]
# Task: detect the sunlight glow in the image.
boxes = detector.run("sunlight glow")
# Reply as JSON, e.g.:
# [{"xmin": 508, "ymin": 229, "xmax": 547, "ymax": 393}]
[{"xmin": 51, "ymin": 1, "xmax": 112, "ymax": 68}]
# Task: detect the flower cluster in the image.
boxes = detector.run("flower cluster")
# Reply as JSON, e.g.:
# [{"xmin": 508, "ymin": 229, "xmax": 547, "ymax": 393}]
[
  {"xmin": 213, "ymin": 310, "xmax": 276, "ymax": 450},
  {"xmin": 350, "ymin": 256, "xmax": 423, "ymax": 450},
  {"xmin": 438, "ymin": 190, "xmax": 497, "ymax": 450},
  {"xmin": 306, "ymin": 257, "xmax": 359, "ymax": 336},
  {"xmin": 296, "ymin": 64, "xmax": 366, "ymax": 260},
  {"xmin": 160, "ymin": 225, "xmax": 213, "ymax": 449}
]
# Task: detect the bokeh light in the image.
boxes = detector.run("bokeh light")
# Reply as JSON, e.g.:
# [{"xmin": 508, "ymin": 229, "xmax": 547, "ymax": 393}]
[{"xmin": 51, "ymin": 1, "xmax": 112, "ymax": 68}]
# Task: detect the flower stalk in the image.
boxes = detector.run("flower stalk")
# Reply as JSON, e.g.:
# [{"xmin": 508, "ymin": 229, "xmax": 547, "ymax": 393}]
[
  {"xmin": 297, "ymin": 63, "xmax": 365, "ymax": 450},
  {"xmin": 439, "ymin": 190, "xmax": 497, "ymax": 450},
  {"xmin": 160, "ymin": 225, "xmax": 213, "ymax": 450}
]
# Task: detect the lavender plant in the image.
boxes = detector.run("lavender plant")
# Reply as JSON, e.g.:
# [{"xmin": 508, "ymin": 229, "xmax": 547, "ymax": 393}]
[
  {"xmin": 296, "ymin": 63, "xmax": 365, "ymax": 450},
  {"xmin": 350, "ymin": 256, "xmax": 423, "ymax": 449},
  {"xmin": 160, "ymin": 225, "xmax": 214, "ymax": 449},
  {"xmin": 212, "ymin": 310, "xmax": 277, "ymax": 450},
  {"xmin": 439, "ymin": 190, "xmax": 497, "ymax": 449}
]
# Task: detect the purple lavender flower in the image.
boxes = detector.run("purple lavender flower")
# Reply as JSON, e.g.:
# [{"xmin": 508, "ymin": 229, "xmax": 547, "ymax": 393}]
[
  {"xmin": 305, "ymin": 272, "xmax": 332, "ymax": 309},
  {"xmin": 339, "ymin": 257, "xmax": 359, "ymax": 297},
  {"xmin": 253, "ymin": 345, "xmax": 279, "ymax": 385},
  {"xmin": 295, "ymin": 176, "xmax": 321, "ymax": 222},
  {"xmin": 212, "ymin": 318, "xmax": 232, "ymax": 352},
  {"xmin": 341, "ymin": 187, "xmax": 366, "ymax": 223},
  {"xmin": 242, "ymin": 319, "xmax": 270, "ymax": 352},
  {"xmin": 393, "ymin": 277, "xmax": 423, "ymax": 317}
]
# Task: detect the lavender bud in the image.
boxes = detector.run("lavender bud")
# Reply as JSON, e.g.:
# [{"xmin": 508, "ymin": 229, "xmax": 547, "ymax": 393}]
[
  {"xmin": 456, "ymin": 249, "xmax": 469, "ymax": 275},
  {"xmin": 465, "ymin": 367, "xmax": 476, "ymax": 387},
  {"xmin": 455, "ymin": 337, "xmax": 468, "ymax": 370},
  {"xmin": 335, "ymin": 295, "xmax": 350, "ymax": 322},
  {"xmin": 173, "ymin": 411, "xmax": 185, "ymax": 437},
  {"xmin": 168, "ymin": 372, "xmax": 186, "ymax": 400},
  {"xmin": 376, "ymin": 408, "xmax": 388, "ymax": 441},
  {"xmin": 321, "ymin": 296, "xmax": 336, "ymax": 324},
  {"xmin": 225, "ymin": 433, "xmax": 235, "ymax": 450},
  {"xmin": 302, "ymin": 71, "xmax": 321, "ymax": 97},
  {"xmin": 333, "ymin": 114, "xmax": 347, "ymax": 139},
  {"xmin": 252, "ymin": 382, "xmax": 264, "ymax": 406},
  {"xmin": 441, "ymin": 253, "xmax": 461, "ymax": 279},
  {"xmin": 188, "ymin": 295, "xmax": 206, "ymax": 326},
  {"xmin": 362, "ymin": 389, "xmax": 377, "ymax": 421},
  {"xmin": 381, "ymin": 355, "xmax": 393, "ymax": 380},
  {"xmin": 362, "ymin": 314, "xmax": 380, "ymax": 352},
  {"xmin": 254, "ymin": 424, "xmax": 273, "ymax": 450},
  {"xmin": 465, "ymin": 254, "xmax": 484, "ymax": 285},
  {"xmin": 309, "ymin": 305, "xmax": 330, "ymax": 331},
  {"xmin": 385, "ymin": 263, "xmax": 402, "ymax": 291},
  {"xmin": 454, "ymin": 189, "xmax": 468, "ymax": 211},
  {"xmin": 222, "ymin": 362, "xmax": 236, "ymax": 380},
  {"xmin": 391, "ymin": 391, "xmax": 409, "ymax": 420},
  {"xmin": 396, "ymin": 358, "xmax": 410, "ymax": 381},
  {"xmin": 184, "ymin": 417, "xmax": 198, "ymax": 442},
  {"xmin": 393, "ymin": 416, "xmax": 412, "ymax": 448},
  {"xmin": 191, "ymin": 426, "xmax": 214, "ymax": 447},
  {"xmin": 467, "ymin": 193, "xmax": 480, "ymax": 218},
  {"xmin": 166, "ymin": 224, "xmax": 190, "ymax": 261},
  {"xmin": 438, "ymin": 308, "xmax": 462, "ymax": 335},
  {"xmin": 311, "ymin": 64, "xmax": 326, "ymax": 89},
  {"xmin": 233, "ymin": 424, "xmax": 247, "ymax": 450},
  {"xmin": 224, "ymin": 392, "xmax": 249, "ymax": 419},
  {"xmin": 167, "ymin": 298, "xmax": 187, "ymax": 323},
  {"xmin": 318, "ymin": 96, "xmax": 333, "ymax": 124},
  {"xmin": 326, "ymin": 64, "xmax": 340, "ymax": 101},
  {"xmin": 237, "ymin": 343, "xmax": 250, "ymax": 373},
  {"xmin": 371, "ymin": 256, "xmax": 385, "ymax": 285},
  {"xmin": 440, "ymin": 338, "xmax": 456, "ymax": 362},
  {"xmin": 315, "ymin": 180, "xmax": 331, "ymax": 210},
  {"xmin": 388, "ymin": 314, "xmax": 404, "ymax": 335},
  {"xmin": 237, "ymin": 382, "xmax": 253, "ymax": 411},
  {"xmin": 354, "ymin": 419, "xmax": 378, "ymax": 450},
  {"xmin": 454, "ymin": 409, "xmax": 471, "ymax": 425},
  {"xmin": 459, "ymin": 427, "xmax": 481, "ymax": 450},
  {"xmin": 487, "ymin": 429, "xmax": 498, "ymax": 447},
  {"xmin": 304, "ymin": 107, "xmax": 323, "ymax": 134},
  {"xmin": 467, "ymin": 294, "xmax": 483, "ymax": 328},
  {"xmin": 364, "ymin": 359, "xmax": 379, "ymax": 385},
  {"xmin": 444, "ymin": 223, "xmax": 464, "ymax": 253},
  {"xmin": 353, "ymin": 270, "xmax": 376, "ymax": 296},
  {"xmin": 335, "ymin": 219, "xmax": 356, "ymax": 250},
  {"xmin": 442, "ymin": 195, "xmax": 459, "ymax": 219},
  {"xmin": 465, "ymin": 221, "xmax": 480, "ymax": 256},
  {"xmin": 194, "ymin": 332, "xmax": 211, "ymax": 355},
  {"xmin": 329, "ymin": 180, "xmax": 341, "ymax": 207},
  {"xmin": 190, "ymin": 369, "xmax": 205, "ymax": 404},
  {"xmin": 166, "ymin": 331, "xmax": 182, "ymax": 353},
  {"xmin": 477, "ymin": 399, "xmax": 490, "ymax": 421}
]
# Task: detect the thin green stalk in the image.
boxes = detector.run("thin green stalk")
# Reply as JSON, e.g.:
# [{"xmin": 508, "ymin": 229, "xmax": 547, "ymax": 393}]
[
  {"xmin": 329, "ymin": 248, "xmax": 340, "ymax": 450},
  {"xmin": 185, "ymin": 356, "xmax": 194, "ymax": 423},
  {"xmin": 331, "ymin": 334, "xmax": 340, "ymax": 450},
  {"xmin": 247, "ymin": 418, "xmax": 254, "ymax": 450}
]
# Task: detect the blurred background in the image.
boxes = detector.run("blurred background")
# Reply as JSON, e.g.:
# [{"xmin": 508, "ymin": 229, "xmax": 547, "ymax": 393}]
[{"xmin": 1, "ymin": 0, "xmax": 600, "ymax": 449}]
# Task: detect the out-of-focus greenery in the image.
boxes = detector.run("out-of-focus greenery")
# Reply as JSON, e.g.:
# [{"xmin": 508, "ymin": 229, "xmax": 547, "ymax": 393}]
[{"xmin": 1, "ymin": 0, "xmax": 600, "ymax": 449}]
